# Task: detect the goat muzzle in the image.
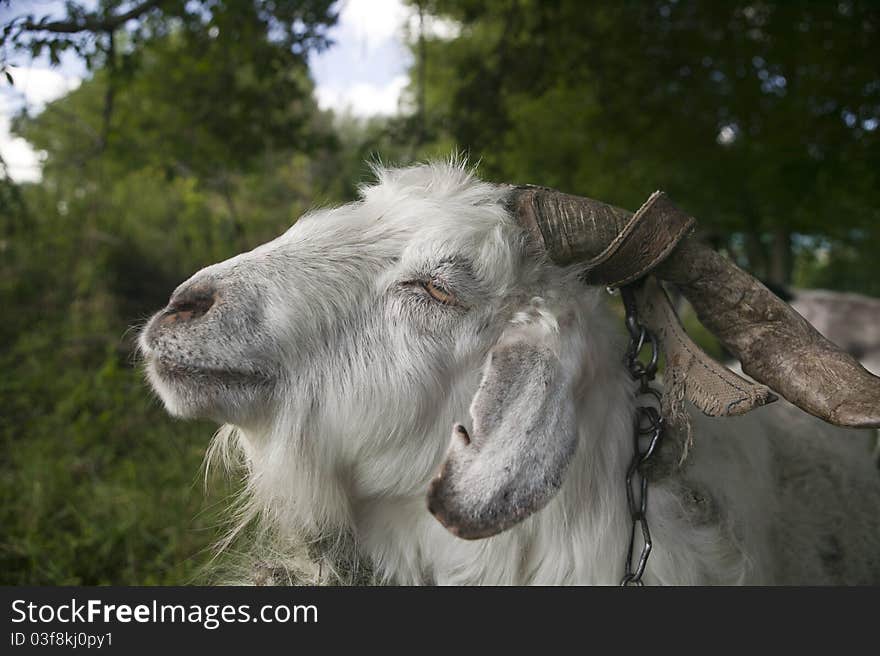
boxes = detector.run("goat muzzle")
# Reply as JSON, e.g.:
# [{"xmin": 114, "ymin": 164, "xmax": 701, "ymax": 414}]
[{"xmin": 161, "ymin": 284, "xmax": 218, "ymax": 325}]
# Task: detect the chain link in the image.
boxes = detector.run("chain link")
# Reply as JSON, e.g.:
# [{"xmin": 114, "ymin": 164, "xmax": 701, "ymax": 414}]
[{"xmin": 619, "ymin": 285, "xmax": 664, "ymax": 586}]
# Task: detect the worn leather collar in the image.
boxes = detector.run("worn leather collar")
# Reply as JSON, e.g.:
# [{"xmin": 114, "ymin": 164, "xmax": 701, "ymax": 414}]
[{"xmin": 581, "ymin": 191, "xmax": 695, "ymax": 288}]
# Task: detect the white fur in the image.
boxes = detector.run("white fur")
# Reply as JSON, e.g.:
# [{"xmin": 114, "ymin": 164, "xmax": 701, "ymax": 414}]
[{"xmin": 140, "ymin": 159, "xmax": 880, "ymax": 585}]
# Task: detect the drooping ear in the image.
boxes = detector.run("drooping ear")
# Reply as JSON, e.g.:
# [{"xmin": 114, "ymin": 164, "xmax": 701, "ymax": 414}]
[{"xmin": 427, "ymin": 304, "xmax": 580, "ymax": 540}]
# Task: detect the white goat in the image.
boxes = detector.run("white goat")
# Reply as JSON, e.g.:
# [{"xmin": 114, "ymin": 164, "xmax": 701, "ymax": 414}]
[{"xmin": 140, "ymin": 161, "xmax": 880, "ymax": 585}]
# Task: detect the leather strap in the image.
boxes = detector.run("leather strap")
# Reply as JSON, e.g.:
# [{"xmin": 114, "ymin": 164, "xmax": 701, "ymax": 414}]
[
  {"xmin": 634, "ymin": 277, "xmax": 777, "ymax": 419},
  {"xmin": 581, "ymin": 191, "xmax": 696, "ymax": 288}
]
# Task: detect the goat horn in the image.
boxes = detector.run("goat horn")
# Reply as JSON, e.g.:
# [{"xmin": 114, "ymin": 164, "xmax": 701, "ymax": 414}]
[{"xmin": 505, "ymin": 185, "xmax": 880, "ymax": 429}]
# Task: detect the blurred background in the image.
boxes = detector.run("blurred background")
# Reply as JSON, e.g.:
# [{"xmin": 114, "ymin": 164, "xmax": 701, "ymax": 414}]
[{"xmin": 1, "ymin": 0, "xmax": 878, "ymax": 584}]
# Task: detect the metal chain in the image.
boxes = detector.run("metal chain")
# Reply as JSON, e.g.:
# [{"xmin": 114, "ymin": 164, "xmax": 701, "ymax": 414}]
[{"xmin": 618, "ymin": 284, "xmax": 664, "ymax": 586}]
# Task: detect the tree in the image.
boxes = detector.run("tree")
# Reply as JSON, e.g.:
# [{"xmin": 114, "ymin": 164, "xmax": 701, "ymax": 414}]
[
  {"xmin": 414, "ymin": 0, "xmax": 880, "ymax": 287},
  {"xmin": 6, "ymin": 1, "xmax": 345, "ymax": 255},
  {"xmin": 2, "ymin": 0, "xmax": 338, "ymax": 153}
]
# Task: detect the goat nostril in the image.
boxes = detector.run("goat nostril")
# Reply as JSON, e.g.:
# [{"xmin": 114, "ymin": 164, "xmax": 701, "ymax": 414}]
[{"xmin": 161, "ymin": 285, "xmax": 217, "ymax": 324}]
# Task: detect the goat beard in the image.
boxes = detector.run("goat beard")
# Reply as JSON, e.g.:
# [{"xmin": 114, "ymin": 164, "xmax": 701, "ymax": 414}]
[{"xmin": 215, "ymin": 530, "xmax": 376, "ymax": 586}]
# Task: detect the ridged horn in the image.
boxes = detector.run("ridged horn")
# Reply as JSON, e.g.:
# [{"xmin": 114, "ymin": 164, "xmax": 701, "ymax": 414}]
[{"xmin": 505, "ymin": 185, "xmax": 880, "ymax": 429}]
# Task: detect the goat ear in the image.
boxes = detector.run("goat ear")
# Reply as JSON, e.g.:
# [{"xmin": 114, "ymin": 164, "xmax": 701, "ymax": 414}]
[{"xmin": 427, "ymin": 306, "xmax": 579, "ymax": 539}]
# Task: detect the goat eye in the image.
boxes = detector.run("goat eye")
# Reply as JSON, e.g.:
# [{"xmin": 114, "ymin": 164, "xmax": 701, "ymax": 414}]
[{"xmin": 422, "ymin": 280, "xmax": 457, "ymax": 305}]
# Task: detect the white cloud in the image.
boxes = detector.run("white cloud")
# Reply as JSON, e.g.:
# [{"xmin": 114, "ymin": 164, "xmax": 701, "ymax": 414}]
[
  {"xmin": 337, "ymin": 0, "xmax": 460, "ymax": 50},
  {"xmin": 339, "ymin": 0, "xmax": 411, "ymax": 50},
  {"xmin": 3, "ymin": 65, "xmax": 81, "ymax": 111},
  {"xmin": 316, "ymin": 74, "xmax": 409, "ymax": 117},
  {"xmin": 312, "ymin": 1, "xmax": 459, "ymax": 118},
  {"xmin": 0, "ymin": 66, "xmax": 81, "ymax": 183},
  {"xmin": 0, "ymin": 113, "xmax": 46, "ymax": 183}
]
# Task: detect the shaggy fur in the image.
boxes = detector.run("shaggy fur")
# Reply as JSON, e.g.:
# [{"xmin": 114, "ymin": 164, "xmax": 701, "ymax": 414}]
[{"xmin": 140, "ymin": 160, "xmax": 880, "ymax": 585}]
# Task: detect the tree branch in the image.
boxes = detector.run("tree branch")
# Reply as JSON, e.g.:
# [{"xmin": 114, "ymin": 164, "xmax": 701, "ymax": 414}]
[
  {"xmin": 98, "ymin": 29, "xmax": 116, "ymax": 152},
  {"xmin": 18, "ymin": 0, "xmax": 164, "ymax": 35}
]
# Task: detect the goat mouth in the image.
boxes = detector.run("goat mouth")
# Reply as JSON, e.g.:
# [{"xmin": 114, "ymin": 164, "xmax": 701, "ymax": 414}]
[{"xmin": 148, "ymin": 354, "xmax": 275, "ymax": 387}]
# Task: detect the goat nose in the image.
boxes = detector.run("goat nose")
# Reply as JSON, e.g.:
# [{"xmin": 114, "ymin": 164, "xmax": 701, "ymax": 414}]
[{"xmin": 161, "ymin": 284, "xmax": 217, "ymax": 325}]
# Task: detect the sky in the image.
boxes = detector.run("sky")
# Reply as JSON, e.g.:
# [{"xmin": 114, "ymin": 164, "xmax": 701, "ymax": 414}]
[{"xmin": 0, "ymin": 0, "xmax": 447, "ymax": 182}]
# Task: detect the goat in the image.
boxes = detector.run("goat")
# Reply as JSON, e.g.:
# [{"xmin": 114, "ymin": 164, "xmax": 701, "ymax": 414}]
[
  {"xmin": 789, "ymin": 289, "xmax": 880, "ymax": 376},
  {"xmin": 733, "ymin": 282, "xmax": 880, "ymax": 376},
  {"xmin": 139, "ymin": 161, "xmax": 880, "ymax": 585}
]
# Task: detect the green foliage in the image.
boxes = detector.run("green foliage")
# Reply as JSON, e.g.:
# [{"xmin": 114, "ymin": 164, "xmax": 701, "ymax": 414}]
[
  {"xmin": 1, "ymin": 1, "xmax": 338, "ymax": 74},
  {"xmin": 415, "ymin": 0, "xmax": 880, "ymax": 289},
  {"xmin": 0, "ymin": 343, "xmax": 226, "ymax": 585},
  {"xmin": 0, "ymin": 181, "xmax": 228, "ymax": 584}
]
